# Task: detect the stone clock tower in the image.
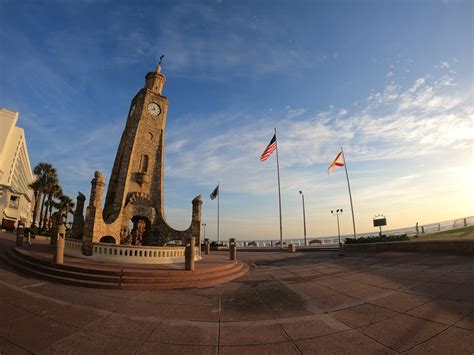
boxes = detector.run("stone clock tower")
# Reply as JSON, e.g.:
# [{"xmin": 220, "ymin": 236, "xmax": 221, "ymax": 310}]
[{"xmin": 82, "ymin": 65, "xmax": 202, "ymax": 246}]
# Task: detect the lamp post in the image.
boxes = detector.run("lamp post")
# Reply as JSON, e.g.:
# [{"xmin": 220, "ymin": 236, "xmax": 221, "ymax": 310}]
[
  {"xmin": 201, "ymin": 223, "xmax": 206, "ymax": 258},
  {"xmin": 331, "ymin": 209, "xmax": 344, "ymax": 256},
  {"xmin": 299, "ymin": 191, "xmax": 307, "ymax": 246}
]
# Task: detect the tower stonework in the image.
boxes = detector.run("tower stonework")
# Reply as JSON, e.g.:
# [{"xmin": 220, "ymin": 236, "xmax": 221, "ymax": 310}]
[
  {"xmin": 71, "ymin": 192, "xmax": 86, "ymax": 239},
  {"xmin": 82, "ymin": 66, "xmax": 202, "ymax": 246}
]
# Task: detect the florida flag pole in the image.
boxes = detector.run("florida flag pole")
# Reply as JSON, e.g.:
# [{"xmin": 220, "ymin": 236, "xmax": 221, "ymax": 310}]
[
  {"xmin": 260, "ymin": 128, "xmax": 283, "ymax": 248},
  {"xmin": 328, "ymin": 147, "xmax": 357, "ymax": 239},
  {"xmin": 210, "ymin": 183, "xmax": 220, "ymax": 243}
]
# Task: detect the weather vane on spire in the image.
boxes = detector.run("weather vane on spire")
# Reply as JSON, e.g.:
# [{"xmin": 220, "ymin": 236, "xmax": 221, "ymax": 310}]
[{"xmin": 158, "ymin": 54, "xmax": 165, "ymax": 66}]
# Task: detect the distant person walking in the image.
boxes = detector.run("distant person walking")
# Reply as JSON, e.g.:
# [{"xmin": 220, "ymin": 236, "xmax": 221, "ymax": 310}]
[{"xmin": 415, "ymin": 222, "xmax": 419, "ymax": 237}]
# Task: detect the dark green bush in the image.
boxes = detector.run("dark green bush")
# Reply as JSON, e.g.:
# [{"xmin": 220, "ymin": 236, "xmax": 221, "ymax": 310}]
[
  {"xmin": 345, "ymin": 234, "xmax": 409, "ymax": 244},
  {"xmin": 27, "ymin": 225, "xmax": 39, "ymax": 236},
  {"xmin": 41, "ymin": 229, "xmax": 52, "ymax": 237}
]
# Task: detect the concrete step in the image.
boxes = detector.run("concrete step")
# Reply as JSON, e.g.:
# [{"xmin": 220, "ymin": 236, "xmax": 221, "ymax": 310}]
[
  {"xmin": 7, "ymin": 249, "xmax": 120, "ymax": 284},
  {"xmin": 120, "ymin": 264, "xmax": 250, "ymax": 290},
  {"xmin": 2, "ymin": 247, "xmax": 249, "ymax": 290},
  {"xmin": 11, "ymin": 248, "xmax": 243, "ymax": 284},
  {"xmin": 121, "ymin": 260, "xmax": 239, "ymax": 277},
  {"xmin": 2, "ymin": 252, "xmax": 120, "ymax": 289},
  {"xmin": 120, "ymin": 262, "xmax": 245, "ymax": 284},
  {"xmin": 13, "ymin": 248, "xmax": 122, "ymax": 276}
]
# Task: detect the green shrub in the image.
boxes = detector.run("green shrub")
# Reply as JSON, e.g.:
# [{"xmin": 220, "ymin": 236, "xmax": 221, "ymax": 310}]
[
  {"xmin": 345, "ymin": 234, "xmax": 409, "ymax": 244},
  {"xmin": 41, "ymin": 229, "xmax": 52, "ymax": 237}
]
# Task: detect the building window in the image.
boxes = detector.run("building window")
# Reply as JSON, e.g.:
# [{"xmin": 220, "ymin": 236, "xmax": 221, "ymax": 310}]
[{"xmin": 9, "ymin": 196, "xmax": 19, "ymax": 209}]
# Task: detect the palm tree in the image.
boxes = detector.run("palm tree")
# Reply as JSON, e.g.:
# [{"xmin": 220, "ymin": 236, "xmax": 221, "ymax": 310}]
[
  {"xmin": 30, "ymin": 162, "xmax": 56, "ymax": 229},
  {"xmin": 57, "ymin": 194, "xmax": 75, "ymax": 225},
  {"xmin": 43, "ymin": 182, "xmax": 61, "ymax": 230},
  {"xmin": 28, "ymin": 179, "xmax": 42, "ymax": 228}
]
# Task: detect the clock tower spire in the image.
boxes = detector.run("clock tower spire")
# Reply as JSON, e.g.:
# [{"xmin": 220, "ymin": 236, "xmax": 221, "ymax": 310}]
[{"xmin": 144, "ymin": 65, "xmax": 166, "ymax": 94}]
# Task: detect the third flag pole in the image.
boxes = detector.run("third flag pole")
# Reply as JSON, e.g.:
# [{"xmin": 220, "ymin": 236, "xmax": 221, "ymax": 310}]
[
  {"xmin": 341, "ymin": 147, "xmax": 357, "ymax": 239},
  {"xmin": 260, "ymin": 128, "xmax": 283, "ymax": 248},
  {"xmin": 328, "ymin": 147, "xmax": 357, "ymax": 239},
  {"xmin": 210, "ymin": 183, "xmax": 220, "ymax": 243}
]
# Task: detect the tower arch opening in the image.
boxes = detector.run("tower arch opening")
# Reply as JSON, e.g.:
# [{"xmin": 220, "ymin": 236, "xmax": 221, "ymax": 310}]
[{"xmin": 100, "ymin": 236, "xmax": 116, "ymax": 244}]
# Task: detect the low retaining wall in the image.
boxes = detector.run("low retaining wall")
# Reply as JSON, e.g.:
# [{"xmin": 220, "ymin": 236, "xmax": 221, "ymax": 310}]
[
  {"xmin": 344, "ymin": 238, "xmax": 474, "ymax": 255},
  {"xmin": 65, "ymin": 239, "xmax": 200, "ymax": 264}
]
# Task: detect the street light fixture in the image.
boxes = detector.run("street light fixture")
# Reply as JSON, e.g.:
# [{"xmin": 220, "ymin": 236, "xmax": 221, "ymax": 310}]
[
  {"xmin": 331, "ymin": 209, "xmax": 344, "ymax": 256},
  {"xmin": 299, "ymin": 190, "xmax": 307, "ymax": 246}
]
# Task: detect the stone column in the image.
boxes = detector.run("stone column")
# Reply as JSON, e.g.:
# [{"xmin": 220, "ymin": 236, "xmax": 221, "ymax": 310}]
[
  {"xmin": 204, "ymin": 238, "xmax": 210, "ymax": 255},
  {"xmin": 83, "ymin": 172, "xmax": 106, "ymax": 243},
  {"xmin": 89, "ymin": 172, "xmax": 106, "ymax": 208},
  {"xmin": 16, "ymin": 223, "xmax": 25, "ymax": 247},
  {"xmin": 229, "ymin": 238, "xmax": 237, "ymax": 260},
  {"xmin": 71, "ymin": 192, "xmax": 86, "ymax": 239},
  {"xmin": 185, "ymin": 236, "xmax": 196, "ymax": 271},
  {"xmin": 50, "ymin": 218, "xmax": 58, "ymax": 246},
  {"xmin": 190, "ymin": 196, "xmax": 202, "ymax": 242},
  {"xmin": 54, "ymin": 224, "xmax": 66, "ymax": 264}
]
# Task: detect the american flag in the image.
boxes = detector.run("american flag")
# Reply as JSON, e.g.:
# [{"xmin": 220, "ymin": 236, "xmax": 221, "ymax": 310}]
[
  {"xmin": 260, "ymin": 134, "xmax": 277, "ymax": 161},
  {"xmin": 327, "ymin": 150, "xmax": 345, "ymax": 174}
]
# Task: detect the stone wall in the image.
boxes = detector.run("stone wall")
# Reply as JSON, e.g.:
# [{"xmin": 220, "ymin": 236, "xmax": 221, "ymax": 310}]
[{"xmin": 344, "ymin": 238, "xmax": 474, "ymax": 255}]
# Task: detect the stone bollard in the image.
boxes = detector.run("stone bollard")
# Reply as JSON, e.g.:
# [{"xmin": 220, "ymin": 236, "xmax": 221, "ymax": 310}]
[
  {"xmin": 185, "ymin": 236, "xmax": 196, "ymax": 271},
  {"xmin": 16, "ymin": 224, "xmax": 25, "ymax": 247},
  {"xmin": 50, "ymin": 229, "xmax": 57, "ymax": 247},
  {"xmin": 54, "ymin": 224, "xmax": 66, "ymax": 264},
  {"xmin": 204, "ymin": 238, "xmax": 211, "ymax": 255},
  {"xmin": 288, "ymin": 244, "xmax": 296, "ymax": 253},
  {"xmin": 229, "ymin": 238, "xmax": 237, "ymax": 260}
]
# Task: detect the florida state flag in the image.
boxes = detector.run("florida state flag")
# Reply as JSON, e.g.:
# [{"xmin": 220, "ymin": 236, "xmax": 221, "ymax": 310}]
[{"xmin": 327, "ymin": 150, "xmax": 345, "ymax": 174}]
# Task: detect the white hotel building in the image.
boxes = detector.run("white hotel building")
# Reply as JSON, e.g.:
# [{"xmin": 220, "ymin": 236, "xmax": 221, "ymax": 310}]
[{"xmin": 0, "ymin": 108, "xmax": 34, "ymax": 230}]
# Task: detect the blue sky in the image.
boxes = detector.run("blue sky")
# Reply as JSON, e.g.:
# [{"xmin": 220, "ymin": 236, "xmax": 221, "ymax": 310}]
[{"xmin": 1, "ymin": 0, "xmax": 472, "ymax": 240}]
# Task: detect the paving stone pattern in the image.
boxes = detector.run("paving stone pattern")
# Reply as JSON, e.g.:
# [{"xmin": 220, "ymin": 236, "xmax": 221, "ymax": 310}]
[{"xmin": 1, "ymin": 233, "xmax": 474, "ymax": 354}]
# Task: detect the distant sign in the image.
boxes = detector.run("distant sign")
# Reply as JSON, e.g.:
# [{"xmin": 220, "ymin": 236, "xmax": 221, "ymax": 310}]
[{"xmin": 373, "ymin": 218, "xmax": 387, "ymax": 227}]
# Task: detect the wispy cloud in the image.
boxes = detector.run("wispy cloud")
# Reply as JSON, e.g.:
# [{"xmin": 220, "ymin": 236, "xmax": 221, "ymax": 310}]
[
  {"xmin": 435, "ymin": 61, "xmax": 450, "ymax": 69},
  {"xmin": 164, "ymin": 72, "xmax": 472, "ymax": 195}
]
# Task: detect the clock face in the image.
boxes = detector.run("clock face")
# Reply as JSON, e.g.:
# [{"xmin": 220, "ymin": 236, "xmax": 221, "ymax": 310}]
[
  {"xmin": 129, "ymin": 104, "xmax": 136, "ymax": 117},
  {"xmin": 147, "ymin": 102, "xmax": 161, "ymax": 116}
]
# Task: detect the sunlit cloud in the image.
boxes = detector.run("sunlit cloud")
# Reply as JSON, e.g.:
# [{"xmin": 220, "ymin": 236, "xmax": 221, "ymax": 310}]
[{"xmin": 164, "ymin": 72, "xmax": 472, "ymax": 196}]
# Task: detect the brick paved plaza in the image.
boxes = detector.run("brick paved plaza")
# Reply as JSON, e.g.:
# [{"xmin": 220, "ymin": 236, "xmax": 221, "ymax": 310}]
[{"xmin": 1, "ymin": 232, "xmax": 473, "ymax": 354}]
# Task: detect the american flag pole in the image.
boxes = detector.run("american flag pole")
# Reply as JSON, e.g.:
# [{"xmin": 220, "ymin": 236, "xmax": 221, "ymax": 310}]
[
  {"xmin": 341, "ymin": 147, "xmax": 357, "ymax": 239},
  {"xmin": 275, "ymin": 128, "xmax": 283, "ymax": 248},
  {"xmin": 217, "ymin": 182, "xmax": 220, "ymax": 244}
]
